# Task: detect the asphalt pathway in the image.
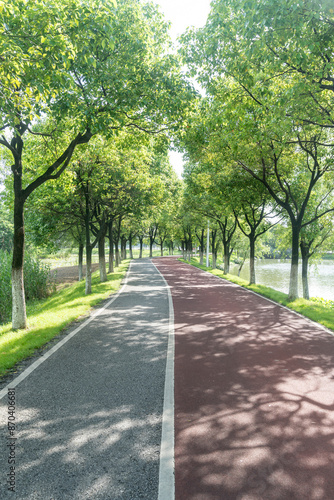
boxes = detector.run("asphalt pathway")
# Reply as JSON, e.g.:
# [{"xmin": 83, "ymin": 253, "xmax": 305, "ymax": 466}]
[
  {"xmin": 154, "ymin": 258, "xmax": 334, "ymax": 500},
  {"xmin": 0, "ymin": 259, "xmax": 170, "ymax": 500},
  {"xmin": 2, "ymin": 257, "xmax": 334, "ymax": 500}
]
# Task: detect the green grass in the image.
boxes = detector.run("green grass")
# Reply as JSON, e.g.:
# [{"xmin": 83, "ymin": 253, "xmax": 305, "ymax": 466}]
[
  {"xmin": 180, "ymin": 258, "xmax": 334, "ymax": 333},
  {"xmin": 0, "ymin": 260, "xmax": 130, "ymax": 378}
]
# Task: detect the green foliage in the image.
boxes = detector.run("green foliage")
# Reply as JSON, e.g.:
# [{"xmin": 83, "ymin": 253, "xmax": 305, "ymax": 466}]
[
  {"xmin": 24, "ymin": 254, "xmax": 56, "ymax": 302},
  {"xmin": 1, "ymin": 0, "xmax": 193, "ymax": 137},
  {"xmin": 0, "ymin": 250, "xmax": 55, "ymax": 324},
  {"xmin": 261, "ymin": 224, "xmax": 291, "ymax": 258},
  {"xmin": 0, "ymin": 250, "xmax": 11, "ymax": 324},
  {"xmin": 0, "ymin": 0, "xmax": 117, "ymax": 127},
  {"xmin": 1, "ymin": 0, "xmax": 196, "ymax": 329},
  {"xmin": 0, "ymin": 206, "xmax": 13, "ymax": 252},
  {"xmin": 179, "ymin": 0, "xmax": 334, "ymax": 299},
  {"xmin": 310, "ymin": 297, "xmax": 334, "ymax": 309}
]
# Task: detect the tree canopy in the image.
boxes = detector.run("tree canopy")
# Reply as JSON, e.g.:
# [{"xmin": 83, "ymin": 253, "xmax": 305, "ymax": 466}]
[{"xmin": 1, "ymin": 0, "xmax": 334, "ymax": 329}]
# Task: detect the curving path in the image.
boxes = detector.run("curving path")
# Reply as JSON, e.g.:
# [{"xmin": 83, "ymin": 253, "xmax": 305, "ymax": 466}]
[{"xmin": 154, "ymin": 257, "xmax": 334, "ymax": 500}]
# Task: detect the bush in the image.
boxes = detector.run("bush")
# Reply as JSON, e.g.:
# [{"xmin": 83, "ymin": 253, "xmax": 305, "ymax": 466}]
[
  {"xmin": 0, "ymin": 250, "xmax": 56, "ymax": 324},
  {"xmin": 0, "ymin": 250, "xmax": 12, "ymax": 324},
  {"xmin": 310, "ymin": 297, "xmax": 334, "ymax": 308}
]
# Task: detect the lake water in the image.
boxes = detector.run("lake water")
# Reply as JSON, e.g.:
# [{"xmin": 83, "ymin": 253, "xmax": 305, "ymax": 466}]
[{"xmin": 229, "ymin": 259, "xmax": 334, "ymax": 300}]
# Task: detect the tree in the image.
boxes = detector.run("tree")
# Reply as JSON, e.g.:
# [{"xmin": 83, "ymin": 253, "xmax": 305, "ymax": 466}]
[
  {"xmin": 228, "ymin": 174, "xmax": 279, "ymax": 284},
  {"xmin": 74, "ymin": 159, "xmax": 107, "ymax": 294},
  {"xmin": 180, "ymin": 74, "xmax": 334, "ymax": 299},
  {"xmin": 184, "ymin": 0, "xmax": 334, "ymax": 132},
  {"xmin": 183, "ymin": 159, "xmax": 239, "ymax": 273},
  {"xmin": 300, "ymin": 219, "xmax": 333, "ymax": 300},
  {"xmin": 24, "ymin": 163, "xmax": 86, "ymax": 268},
  {"xmin": 222, "ymin": 102, "xmax": 333, "ymax": 298},
  {"xmin": 180, "ymin": 0, "xmax": 334, "ymax": 299},
  {"xmin": 1, "ymin": 0, "xmax": 194, "ymax": 328}
]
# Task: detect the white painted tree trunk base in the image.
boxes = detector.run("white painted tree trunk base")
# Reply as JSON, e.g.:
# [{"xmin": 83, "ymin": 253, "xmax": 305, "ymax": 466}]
[
  {"xmin": 288, "ymin": 262, "xmax": 299, "ymax": 300},
  {"xmin": 99, "ymin": 257, "xmax": 107, "ymax": 282},
  {"xmin": 12, "ymin": 267, "xmax": 27, "ymax": 330}
]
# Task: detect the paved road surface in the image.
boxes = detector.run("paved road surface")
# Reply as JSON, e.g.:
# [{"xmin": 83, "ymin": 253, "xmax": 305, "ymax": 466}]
[
  {"xmin": 154, "ymin": 258, "xmax": 334, "ymax": 500},
  {"xmin": 0, "ymin": 259, "xmax": 169, "ymax": 499},
  {"xmin": 2, "ymin": 256, "xmax": 334, "ymax": 500}
]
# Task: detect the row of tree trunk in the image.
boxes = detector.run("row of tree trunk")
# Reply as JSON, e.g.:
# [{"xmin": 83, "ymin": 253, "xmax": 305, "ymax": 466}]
[
  {"xmin": 79, "ymin": 220, "xmax": 176, "ymax": 294},
  {"xmin": 182, "ymin": 222, "xmax": 314, "ymax": 300}
]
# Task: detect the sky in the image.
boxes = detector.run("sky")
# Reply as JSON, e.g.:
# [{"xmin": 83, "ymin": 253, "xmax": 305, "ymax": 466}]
[
  {"xmin": 154, "ymin": 0, "xmax": 212, "ymax": 42},
  {"xmin": 153, "ymin": 0, "xmax": 212, "ymax": 177}
]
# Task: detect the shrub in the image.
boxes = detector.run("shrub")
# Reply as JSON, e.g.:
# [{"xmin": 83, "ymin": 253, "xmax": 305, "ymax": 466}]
[
  {"xmin": 310, "ymin": 297, "xmax": 334, "ymax": 308},
  {"xmin": 0, "ymin": 250, "xmax": 12, "ymax": 324},
  {"xmin": 0, "ymin": 250, "xmax": 56, "ymax": 324}
]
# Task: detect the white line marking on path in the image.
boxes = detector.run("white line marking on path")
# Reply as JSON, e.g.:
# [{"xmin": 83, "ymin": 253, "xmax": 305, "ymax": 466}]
[
  {"xmin": 152, "ymin": 260, "xmax": 175, "ymax": 500},
  {"xmin": 0, "ymin": 263, "xmax": 133, "ymax": 401}
]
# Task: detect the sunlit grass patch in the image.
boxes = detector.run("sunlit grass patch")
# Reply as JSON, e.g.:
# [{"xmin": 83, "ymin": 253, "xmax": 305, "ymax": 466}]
[{"xmin": 0, "ymin": 260, "xmax": 130, "ymax": 378}]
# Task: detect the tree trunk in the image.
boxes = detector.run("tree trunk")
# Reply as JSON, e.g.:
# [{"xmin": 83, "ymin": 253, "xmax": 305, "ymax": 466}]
[
  {"xmin": 300, "ymin": 240, "xmax": 311, "ymax": 300},
  {"xmin": 223, "ymin": 242, "xmax": 230, "ymax": 274},
  {"xmin": 288, "ymin": 225, "xmax": 300, "ymax": 301},
  {"xmin": 249, "ymin": 235, "xmax": 256, "ymax": 285},
  {"xmin": 237, "ymin": 252, "xmax": 247, "ymax": 277},
  {"xmin": 85, "ymin": 197, "xmax": 92, "ymax": 295},
  {"xmin": 160, "ymin": 240, "xmax": 164, "ymax": 256},
  {"xmin": 120, "ymin": 237, "xmax": 124, "ymax": 260},
  {"xmin": 114, "ymin": 218, "xmax": 122, "ymax": 267},
  {"xmin": 301, "ymin": 253, "xmax": 310, "ymax": 300},
  {"xmin": 12, "ymin": 268, "xmax": 26, "ymax": 330},
  {"xmin": 211, "ymin": 230, "xmax": 217, "ymax": 269},
  {"xmin": 196, "ymin": 229, "xmax": 205, "ymax": 265},
  {"xmin": 139, "ymin": 237, "xmax": 143, "ymax": 258},
  {"xmin": 149, "ymin": 236, "xmax": 154, "ymax": 258},
  {"xmin": 12, "ymin": 178, "xmax": 27, "ymax": 329},
  {"xmin": 83, "ymin": 187, "xmax": 98, "ymax": 295},
  {"xmin": 108, "ymin": 221, "xmax": 114, "ymax": 273},
  {"xmin": 98, "ymin": 233, "xmax": 107, "ymax": 282},
  {"xmin": 115, "ymin": 238, "xmax": 120, "ymax": 267},
  {"xmin": 78, "ymin": 243, "xmax": 84, "ymax": 281},
  {"xmin": 186, "ymin": 237, "xmax": 192, "ymax": 262},
  {"xmin": 212, "ymin": 253, "xmax": 216, "ymax": 269},
  {"xmin": 85, "ymin": 244, "xmax": 92, "ymax": 295},
  {"xmin": 199, "ymin": 250, "xmax": 203, "ymax": 265},
  {"xmin": 129, "ymin": 233, "xmax": 133, "ymax": 259},
  {"xmin": 121, "ymin": 236, "xmax": 127, "ymax": 260}
]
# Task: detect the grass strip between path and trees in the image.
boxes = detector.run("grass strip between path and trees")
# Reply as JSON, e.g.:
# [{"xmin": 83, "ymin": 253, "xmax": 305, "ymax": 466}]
[
  {"xmin": 180, "ymin": 258, "xmax": 334, "ymax": 334},
  {"xmin": 0, "ymin": 260, "xmax": 130, "ymax": 378}
]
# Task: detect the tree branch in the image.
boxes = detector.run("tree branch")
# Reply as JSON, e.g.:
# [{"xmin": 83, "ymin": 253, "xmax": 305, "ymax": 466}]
[
  {"xmin": 27, "ymin": 127, "xmax": 56, "ymax": 137},
  {"xmin": 22, "ymin": 128, "xmax": 93, "ymax": 201}
]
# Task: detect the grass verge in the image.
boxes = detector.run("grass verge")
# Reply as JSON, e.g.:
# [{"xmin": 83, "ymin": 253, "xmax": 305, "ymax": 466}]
[
  {"xmin": 0, "ymin": 260, "xmax": 130, "ymax": 378},
  {"xmin": 180, "ymin": 258, "xmax": 334, "ymax": 333}
]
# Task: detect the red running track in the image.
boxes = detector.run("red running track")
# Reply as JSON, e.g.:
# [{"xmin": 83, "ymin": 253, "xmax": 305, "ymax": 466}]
[{"xmin": 154, "ymin": 257, "xmax": 334, "ymax": 500}]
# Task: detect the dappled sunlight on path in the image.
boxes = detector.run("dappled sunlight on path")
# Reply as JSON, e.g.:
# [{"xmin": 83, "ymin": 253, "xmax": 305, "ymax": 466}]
[
  {"xmin": 0, "ymin": 259, "xmax": 169, "ymax": 499},
  {"xmin": 155, "ymin": 258, "xmax": 334, "ymax": 500}
]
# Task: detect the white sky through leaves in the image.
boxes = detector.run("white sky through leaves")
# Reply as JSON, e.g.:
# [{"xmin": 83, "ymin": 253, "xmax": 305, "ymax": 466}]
[{"xmin": 154, "ymin": 0, "xmax": 212, "ymax": 177}]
